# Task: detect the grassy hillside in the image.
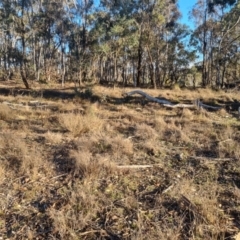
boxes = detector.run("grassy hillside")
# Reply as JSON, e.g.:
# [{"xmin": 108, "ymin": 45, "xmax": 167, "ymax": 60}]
[{"xmin": 0, "ymin": 83, "xmax": 240, "ymax": 239}]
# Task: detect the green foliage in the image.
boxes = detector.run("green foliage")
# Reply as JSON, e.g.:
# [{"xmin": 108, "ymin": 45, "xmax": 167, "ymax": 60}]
[{"xmin": 0, "ymin": 0, "xmax": 238, "ymax": 88}]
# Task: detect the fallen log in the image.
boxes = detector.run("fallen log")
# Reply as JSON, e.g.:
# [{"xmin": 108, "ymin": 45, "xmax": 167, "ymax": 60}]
[
  {"xmin": 125, "ymin": 90, "xmax": 223, "ymax": 110},
  {"xmin": 163, "ymin": 103, "xmax": 196, "ymax": 109},
  {"xmin": 196, "ymin": 99, "xmax": 223, "ymax": 110},
  {"xmin": 125, "ymin": 90, "xmax": 173, "ymax": 105}
]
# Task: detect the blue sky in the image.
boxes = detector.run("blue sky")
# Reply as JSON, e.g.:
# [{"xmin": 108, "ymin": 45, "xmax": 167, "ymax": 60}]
[{"xmin": 178, "ymin": 0, "xmax": 197, "ymax": 28}]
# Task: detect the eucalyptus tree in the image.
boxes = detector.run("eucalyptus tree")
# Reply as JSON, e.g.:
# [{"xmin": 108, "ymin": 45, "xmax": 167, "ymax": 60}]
[
  {"xmin": 0, "ymin": 0, "xmax": 16, "ymax": 80},
  {"xmin": 190, "ymin": 0, "xmax": 239, "ymax": 87},
  {"xmin": 33, "ymin": 1, "xmax": 70, "ymax": 83},
  {"xmin": 132, "ymin": 0, "xmax": 181, "ymax": 87},
  {"xmin": 0, "ymin": 0, "xmax": 32, "ymax": 87},
  {"xmin": 136, "ymin": 0, "xmax": 196, "ymax": 88},
  {"xmin": 0, "ymin": 0, "xmax": 78, "ymax": 86},
  {"xmin": 93, "ymin": 0, "xmax": 188, "ymax": 88},
  {"xmin": 8, "ymin": 0, "xmax": 35, "ymax": 88},
  {"xmin": 224, "ymin": 2, "xmax": 240, "ymax": 83},
  {"xmin": 164, "ymin": 23, "xmax": 196, "ymax": 85},
  {"xmin": 89, "ymin": 0, "xmax": 138, "ymax": 85},
  {"xmin": 67, "ymin": 0, "xmax": 95, "ymax": 86},
  {"xmin": 190, "ymin": 0, "xmax": 212, "ymax": 86},
  {"xmin": 210, "ymin": 0, "xmax": 240, "ymax": 87},
  {"xmin": 0, "ymin": 0, "xmax": 204, "ymax": 89}
]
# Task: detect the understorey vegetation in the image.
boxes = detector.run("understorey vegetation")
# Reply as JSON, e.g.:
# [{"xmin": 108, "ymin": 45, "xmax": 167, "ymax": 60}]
[{"xmin": 0, "ymin": 83, "xmax": 240, "ymax": 239}]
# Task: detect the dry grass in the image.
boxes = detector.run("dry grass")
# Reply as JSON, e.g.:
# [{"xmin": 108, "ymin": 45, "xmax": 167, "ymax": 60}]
[
  {"xmin": 0, "ymin": 83, "xmax": 240, "ymax": 239},
  {"xmin": 45, "ymin": 131, "xmax": 63, "ymax": 144},
  {"xmin": 135, "ymin": 123, "xmax": 158, "ymax": 140},
  {"xmin": 59, "ymin": 104, "xmax": 103, "ymax": 137},
  {"xmin": 0, "ymin": 104, "xmax": 14, "ymax": 121},
  {"xmin": 0, "ymin": 165, "xmax": 6, "ymax": 185}
]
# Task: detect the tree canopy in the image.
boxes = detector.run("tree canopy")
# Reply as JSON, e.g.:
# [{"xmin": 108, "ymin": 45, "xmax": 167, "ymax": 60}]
[{"xmin": 0, "ymin": 0, "xmax": 239, "ymax": 88}]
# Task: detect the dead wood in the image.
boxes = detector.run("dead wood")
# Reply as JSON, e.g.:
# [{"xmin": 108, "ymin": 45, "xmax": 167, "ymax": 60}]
[
  {"xmin": 196, "ymin": 99, "xmax": 223, "ymax": 110},
  {"xmin": 125, "ymin": 90, "xmax": 223, "ymax": 110},
  {"xmin": 2, "ymin": 101, "xmax": 57, "ymax": 110},
  {"xmin": 117, "ymin": 164, "xmax": 162, "ymax": 169},
  {"xmin": 163, "ymin": 103, "xmax": 196, "ymax": 109},
  {"xmin": 124, "ymin": 90, "xmax": 173, "ymax": 105}
]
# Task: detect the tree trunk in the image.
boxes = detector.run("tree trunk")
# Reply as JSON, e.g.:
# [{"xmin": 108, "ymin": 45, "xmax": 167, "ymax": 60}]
[
  {"xmin": 221, "ymin": 61, "xmax": 227, "ymax": 88},
  {"xmin": 202, "ymin": 4, "xmax": 208, "ymax": 87},
  {"xmin": 61, "ymin": 43, "xmax": 66, "ymax": 87},
  {"xmin": 147, "ymin": 46, "xmax": 157, "ymax": 89},
  {"xmin": 136, "ymin": 29, "xmax": 143, "ymax": 87},
  {"xmin": 20, "ymin": 64, "xmax": 29, "ymax": 89},
  {"xmin": 113, "ymin": 53, "xmax": 117, "ymax": 84},
  {"xmin": 20, "ymin": 0, "xmax": 29, "ymax": 89}
]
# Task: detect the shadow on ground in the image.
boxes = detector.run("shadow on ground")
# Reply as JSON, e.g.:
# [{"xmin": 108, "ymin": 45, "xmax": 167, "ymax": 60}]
[{"xmin": 0, "ymin": 85, "xmax": 239, "ymax": 117}]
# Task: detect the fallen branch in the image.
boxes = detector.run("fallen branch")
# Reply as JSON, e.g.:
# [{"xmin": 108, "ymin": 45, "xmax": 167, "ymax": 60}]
[
  {"xmin": 125, "ymin": 90, "xmax": 173, "ymax": 105},
  {"xmin": 2, "ymin": 101, "xmax": 57, "ymax": 110},
  {"xmin": 51, "ymin": 173, "xmax": 68, "ymax": 180},
  {"xmin": 117, "ymin": 164, "xmax": 162, "ymax": 169},
  {"xmin": 216, "ymin": 138, "xmax": 233, "ymax": 143},
  {"xmin": 78, "ymin": 230, "xmax": 102, "ymax": 236},
  {"xmin": 125, "ymin": 90, "xmax": 223, "ymax": 110},
  {"xmin": 163, "ymin": 103, "xmax": 196, "ymax": 109},
  {"xmin": 28, "ymin": 100, "xmax": 47, "ymax": 106},
  {"xmin": 196, "ymin": 99, "xmax": 223, "ymax": 110},
  {"xmin": 162, "ymin": 184, "xmax": 175, "ymax": 194}
]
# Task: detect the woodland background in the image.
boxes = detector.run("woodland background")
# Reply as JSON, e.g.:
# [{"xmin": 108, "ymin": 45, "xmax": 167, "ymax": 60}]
[{"xmin": 0, "ymin": 0, "xmax": 240, "ymax": 89}]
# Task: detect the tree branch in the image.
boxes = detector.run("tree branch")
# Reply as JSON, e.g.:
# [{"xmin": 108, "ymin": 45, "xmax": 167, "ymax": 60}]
[{"xmin": 124, "ymin": 90, "xmax": 223, "ymax": 110}]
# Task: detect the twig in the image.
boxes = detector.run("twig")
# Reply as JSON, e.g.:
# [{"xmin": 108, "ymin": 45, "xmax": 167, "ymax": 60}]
[
  {"xmin": 78, "ymin": 230, "xmax": 101, "ymax": 236},
  {"xmin": 162, "ymin": 184, "xmax": 175, "ymax": 194},
  {"xmin": 163, "ymin": 103, "xmax": 196, "ymax": 109},
  {"xmin": 51, "ymin": 174, "xmax": 68, "ymax": 180},
  {"xmin": 217, "ymin": 138, "xmax": 233, "ymax": 144},
  {"xmin": 117, "ymin": 164, "xmax": 162, "ymax": 169},
  {"xmin": 190, "ymin": 156, "xmax": 233, "ymax": 162}
]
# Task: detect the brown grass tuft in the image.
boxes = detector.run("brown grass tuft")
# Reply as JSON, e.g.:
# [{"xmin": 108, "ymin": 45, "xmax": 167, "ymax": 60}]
[
  {"xmin": 1, "ymin": 84, "xmax": 240, "ymax": 240},
  {"xmin": 0, "ymin": 104, "xmax": 14, "ymax": 121},
  {"xmin": 0, "ymin": 165, "xmax": 6, "ymax": 185},
  {"xmin": 181, "ymin": 108, "xmax": 194, "ymax": 120},
  {"xmin": 45, "ymin": 131, "xmax": 63, "ymax": 144},
  {"xmin": 59, "ymin": 105, "xmax": 104, "ymax": 136},
  {"xmin": 135, "ymin": 123, "xmax": 158, "ymax": 141}
]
